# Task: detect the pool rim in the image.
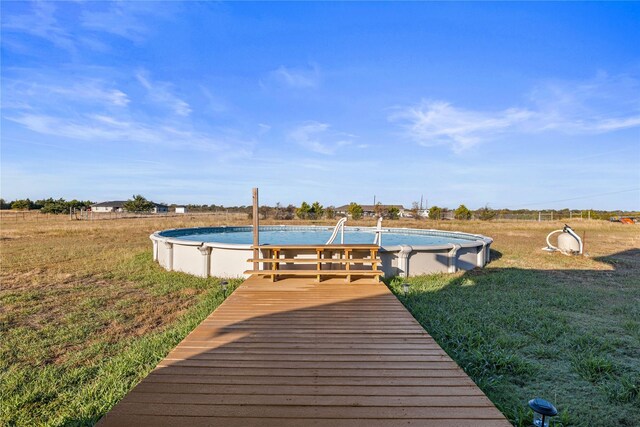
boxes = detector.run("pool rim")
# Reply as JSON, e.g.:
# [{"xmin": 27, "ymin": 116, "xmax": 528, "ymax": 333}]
[{"xmin": 151, "ymin": 224, "xmax": 493, "ymax": 252}]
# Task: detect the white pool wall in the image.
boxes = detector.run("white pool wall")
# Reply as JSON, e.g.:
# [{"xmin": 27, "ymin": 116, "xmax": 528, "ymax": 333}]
[{"xmin": 150, "ymin": 226, "xmax": 492, "ymax": 279}]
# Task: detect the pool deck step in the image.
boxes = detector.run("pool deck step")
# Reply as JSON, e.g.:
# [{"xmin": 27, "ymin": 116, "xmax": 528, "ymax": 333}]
[{"xmin": 97, "ymin": 276, "xmax": 511, "ymax": 427}]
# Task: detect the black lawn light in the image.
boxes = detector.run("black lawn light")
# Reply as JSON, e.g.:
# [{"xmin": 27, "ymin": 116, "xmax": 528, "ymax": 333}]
[
  {"xmin": 221, "ymin": 281, "xmax": 228, "ymax": 297},
  {"xmin": 402, "ymin": 282, "xmax": 410, "ymax": 297},
  {"xmin": 528, "ymin": 397, "xmax": 558, "ymax": 427}
]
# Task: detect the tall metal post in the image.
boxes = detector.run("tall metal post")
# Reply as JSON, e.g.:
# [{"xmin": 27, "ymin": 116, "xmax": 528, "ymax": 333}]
[{"xmin": 252, "ymin": 188, "xmax": 259, "ymax": 271}]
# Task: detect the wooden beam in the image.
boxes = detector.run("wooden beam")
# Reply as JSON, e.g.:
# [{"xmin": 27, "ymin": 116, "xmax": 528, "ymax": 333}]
[{"xmin": 252, "ymin": 188, "xmax": 259, "ymax": 271}]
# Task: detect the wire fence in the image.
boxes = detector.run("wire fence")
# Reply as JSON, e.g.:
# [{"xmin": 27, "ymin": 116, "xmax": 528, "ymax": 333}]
[
  {"xmin": 495, "ymin": 211, "xmax": 589, "ymax": 221},
  {"xmin": 0, "ymin": 209, "xmax": 609, "ymax": 223},
  {"xmin": 0, "ymin": 210, "xmax": 247, "ymax": 223}
]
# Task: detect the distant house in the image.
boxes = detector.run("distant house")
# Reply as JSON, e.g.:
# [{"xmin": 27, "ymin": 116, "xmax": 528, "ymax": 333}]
[
  {"xmin": 90, "ymin": 201, "xmax": 127, "ymax": 213},
  {"xmin": 400, "ymin": 209, "xmax": 429, "ymax": 218},
  {"xmin": 335, "ymin": 204, "xmax": 407, "ymax": 217},
  {"xmin": 151, "ymin": 203, "xmax": 169, "ymax": 214},
  {"xmin": 90, "ymin": 201, "xmax": 169, "ymax": 213},
  {"xmin": 175, "ymin": 206, "xmax": 187, "ymax": 214}
]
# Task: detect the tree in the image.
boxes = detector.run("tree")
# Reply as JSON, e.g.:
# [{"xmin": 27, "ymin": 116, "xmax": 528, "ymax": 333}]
[
  {"xmin": 123, "ymin": 195, "xmax": 155, "ymax": 213},
  {"xmin": 410, "ymin": 202, "xmax": 420, "ymax": 219},
  {"xmin": 325, "ymin": 206, "xmax": 336, "ymax": 220},
  {"xmin": 11, "ymin": 199, "xmax": 32, "ymax": 210},
  {"xmin": 40, "ymin": 198, "xmax": 67, "ymax": 214},
  {"xmin": 285, "ymin": 204, "xmax": 296, "ymax": 220},
  {"xmin": 0, "ymin": 199, "xmax": 10, "ymax": 210},
  {"xmin": 373, "ymin": 202, "xmax": 385, "ymax": 218},
  {"xmin": 296, "ymin": 201, "xmax": 311, "ymax": 219},
  {"xmin": 348, "ymin": 202, "xmax": 363, "ymax": 220},
  {"xmin": 476, "ymin": 205, "xmax": 496, "ymax": 221},
  {"xmin": 428, "ymin": 205, "xmax": 442, "ymax": 220},
  {"xmin": 387, "ymin": 206, "xmax": 400, "ymax": 220},
  {"xmin": 454, "ymin": 204, "xmax": 472, "ymax": 220},
  {"xmin": 259, "ymin": 205, "xmax": 271, "ymax": 219},
  {"xmin": 273, "ymin": 202, "xmax": 285, "ymax": 220},
  {"xmin": 310, "ymin": 201, "xmax": 324, "ymax": 219}
]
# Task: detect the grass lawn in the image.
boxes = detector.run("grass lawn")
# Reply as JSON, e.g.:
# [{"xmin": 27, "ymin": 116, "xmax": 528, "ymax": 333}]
[
  {"xmin": 388, "ymin": 222, "xmax": 640, "ymax": 426},
  {"xmin": 1, "ymin": 214, "xmax": 638, "ymax": 426}
]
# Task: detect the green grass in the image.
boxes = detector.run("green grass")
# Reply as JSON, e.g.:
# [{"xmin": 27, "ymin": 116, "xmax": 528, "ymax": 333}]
[
  {"xmin": 387, "ymin": 264, "xmax": 640, "ymax": 427},
  {"xmin": 0, "ymin": 252, "xmax": 241, "ymax": 426}
]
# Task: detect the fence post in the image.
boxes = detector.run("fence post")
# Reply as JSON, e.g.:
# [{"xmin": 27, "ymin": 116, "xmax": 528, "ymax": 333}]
[{"xmin": 252, "ymin": 188, "xmax": 259, "ymax": 271}]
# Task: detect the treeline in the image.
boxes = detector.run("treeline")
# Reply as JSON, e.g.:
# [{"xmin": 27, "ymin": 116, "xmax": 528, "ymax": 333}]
[
  {"xmin": 0, "ymin": 198, "xmax": 93, "ymax": 213},
  {"xmin": 2, "ymin": 196, "xmax": 636, "ymax": 221},
  {"xmin": 424, "ymin": 205, "xmax": 639, "ymax": 221},
  {"xmin": 252, "ymin": 202, "xmax": 336, "ymax": 220},
  {"xmin": 252, "ymin": 202, "xmax": 399, "ymax": 221},
  {"xmin": 484, "ymin": 207, "xmax": 639, "ymax": 221}
]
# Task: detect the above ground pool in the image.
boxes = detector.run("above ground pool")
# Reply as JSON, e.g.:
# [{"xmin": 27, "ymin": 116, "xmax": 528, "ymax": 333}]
[{"xmin": 151, "ymin": 225, "xmax": 493, "ymax": 279}]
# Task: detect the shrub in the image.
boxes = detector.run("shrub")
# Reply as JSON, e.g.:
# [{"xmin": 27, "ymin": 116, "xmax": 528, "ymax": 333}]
[
  {"xmin": 454, "ymin": 204, "xmax": 472, "ymax": 220},
  {"xmin": 387, "ymin": 206, "xmax": 400, "ymax": 220},
  {"xmin": 476, "ymin": 205, "xmax": 496, "ymax": 221},
  {"xmin": 428, "ymin": 205, "xmax": 442, "ymax": 220}
]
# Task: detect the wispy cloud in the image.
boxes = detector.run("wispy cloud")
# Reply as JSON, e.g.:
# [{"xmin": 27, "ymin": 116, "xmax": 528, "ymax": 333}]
[
  {"xmin": 288, "ymin": 121, "xmax": 353, "ymax": 155},
  {"xmin": 2, "ymin": 69, "xmax": 251, "ymax": 156},
  {"xmin": 258, "ymin": 123, "xmax": 272, "ymax": 135},
  {"xmin": 2, "ymin": 2, "xmax": 75, "ymax": 51},
  {"xmin": 1, "ymin": 1, "xmax": 175, "ymax": 54},
  {"xmin": 200, "ymin": 86, "xmax": 228, "ymax": 114},
  {"xmin": 5, "ymin": 112, "xmax": 250, "ymax": 155},
  {"xmin": 390, "ymin": 73, "xmax": 640, "ymax": 152},
  {"xmin": 264, "ymin": 64, "xmax": 321, "ymax": 89},
  {"xmin": 389, "ymin": 101, "xmax": 532, "ymax": 152},
  {"xmin": 526, "ymin": 72, "xmax": 640, "ymax": 133},
  {"xmin": 136, "ymin": 70, "xmax": 192, "ymax": 116},
  {"xmin": 5, "ymin": 78, "xmax": 130, "ymax": 108},
  {"xmin": 80, "ymin": 2, "xmax": 168, "ymax": 43}
]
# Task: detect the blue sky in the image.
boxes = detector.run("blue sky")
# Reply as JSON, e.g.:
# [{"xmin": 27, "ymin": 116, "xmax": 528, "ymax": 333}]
[{"xmin": 2, "ymin": 1, "xmax": 639, "ymax": 210}]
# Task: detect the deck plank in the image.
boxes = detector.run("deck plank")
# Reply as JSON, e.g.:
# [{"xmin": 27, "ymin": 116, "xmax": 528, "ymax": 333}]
[{"xmin": 98, "ymin": 276, "xmax": 511, "ymax": 426}]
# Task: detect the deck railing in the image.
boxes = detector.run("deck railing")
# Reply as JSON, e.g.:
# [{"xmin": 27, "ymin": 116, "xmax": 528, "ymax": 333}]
[{"xmin": 245, "ymin": 244, "xmax": 382, "ymax": 283}]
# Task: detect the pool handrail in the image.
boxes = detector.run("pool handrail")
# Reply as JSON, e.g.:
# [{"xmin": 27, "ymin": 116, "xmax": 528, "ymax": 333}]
[
  {"xmin": 373, "ymin": 216, "xmax": 383, "ymax": 246},
  {"xmin": 326, "ymin": 217, "xmax": 347, "ymax": 244}
]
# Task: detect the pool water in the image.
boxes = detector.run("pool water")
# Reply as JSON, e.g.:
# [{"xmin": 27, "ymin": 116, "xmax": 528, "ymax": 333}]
[{"xmin": 163, "ymin": 227, "xmax": 477, "ymax": 246}]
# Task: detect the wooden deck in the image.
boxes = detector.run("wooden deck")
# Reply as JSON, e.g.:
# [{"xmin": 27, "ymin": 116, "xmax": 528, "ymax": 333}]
[{"xmin": 98, "ymin": 276, "xmax": 511, "ymax": 426}]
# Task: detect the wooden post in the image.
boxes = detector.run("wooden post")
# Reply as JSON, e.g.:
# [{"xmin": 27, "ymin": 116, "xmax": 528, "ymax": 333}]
[{"xmin": 252, "ymin": 188, "xmax": 259, "ymax": 271}]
